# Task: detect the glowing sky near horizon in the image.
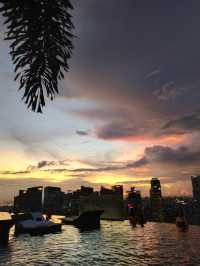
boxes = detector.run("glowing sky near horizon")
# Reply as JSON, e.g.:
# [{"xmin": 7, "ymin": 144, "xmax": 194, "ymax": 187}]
[{"xmin": 1, "ymin": 0, "xmax": 200, "ymax": 201}]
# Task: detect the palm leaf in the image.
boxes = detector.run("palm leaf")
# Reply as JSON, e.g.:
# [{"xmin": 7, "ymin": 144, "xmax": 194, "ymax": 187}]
[{"xmin": 0, "ymin": 0, "xmax": 74, "ymax": 112}]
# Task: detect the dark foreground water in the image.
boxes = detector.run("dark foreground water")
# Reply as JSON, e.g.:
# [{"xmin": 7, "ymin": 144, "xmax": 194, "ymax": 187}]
[{"xmin": 1, "ymin": 213, "xmax": 200, "ymax": 265}]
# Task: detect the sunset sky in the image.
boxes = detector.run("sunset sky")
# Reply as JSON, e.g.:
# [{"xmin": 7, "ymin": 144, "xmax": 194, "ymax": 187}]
[{"xmin": 1, "ymin": 0, "xmax": 200, "ymax": 202}]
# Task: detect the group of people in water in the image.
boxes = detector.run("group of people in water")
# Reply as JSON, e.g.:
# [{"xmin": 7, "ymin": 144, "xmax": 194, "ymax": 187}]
[{"xmin": 127, "ymin": 194, "xmax": 188, "ymax": 231}]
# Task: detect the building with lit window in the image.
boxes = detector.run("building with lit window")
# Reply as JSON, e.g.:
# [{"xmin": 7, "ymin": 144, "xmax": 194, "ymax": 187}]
[{"xmin": 150, "ymin": 178, "xmax": 164, "ymax": 221}]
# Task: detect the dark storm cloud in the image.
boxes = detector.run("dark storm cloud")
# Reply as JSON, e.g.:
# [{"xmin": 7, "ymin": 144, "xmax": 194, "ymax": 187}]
[
  {"xmin": 68, "ymin": 159, "xmax": 128, "ymax": 173},
  {"xmin": 27, "ymin": 160, "xmax": 57, "ymax": 170},
  {"xmin": 124, "ymin": 145, "xmax": 200, "ymax": 170},
  {"xmin": 126, "ymin": 157, "xmax": 148, "ymax": 168},
  {"xmin": 35, "ymin": 160, "xmax": 70, "ymax": 169},
  {"xmin": 138, "ymin": 145, "xmax": 200, "ymax": 166},
  {"xmin": 76, "ymin": 130, "xmax": 89, "ymax": 136},
  {"xmin": 107, "ymin": 145, "xmax": 200, "ymax": 170},
  {"xmin": 96, "ymin": 122, "xmax": 153, "ymax": 141},
  {"xmin": 66, "ymin": 145, "xmax": 200, "ymax": 172},
  {"xmin": 2, "ymin": 1, "xmax": 200, "ymax": 200},
  {"xmin": 163, "ymin": 112, "xmax": 200, "ymax": 134},
  {"xmin": 1, "ymin": 144, "xmax": 199, "ymax": 181},
  {"xmin": 97, "ymin": 123, "xmax": 139, "ymax": 140},
  {"xmin": 63, "ymin": 0, "xmax": 200, "ymax": 142},
  {"xmin": 95, "ymin": 109, "xmax": 200, "ymax": 141},
  {"xmin": 37, "ymin": 160, "xmax": 51, "ymax": 168},
  {"xmin": 68, "ymin": 0, "xmax": 200, "ymax": 107},
  {"xmin": 27, "ymin": 159, "xmax": 71, "ymax": 171}
]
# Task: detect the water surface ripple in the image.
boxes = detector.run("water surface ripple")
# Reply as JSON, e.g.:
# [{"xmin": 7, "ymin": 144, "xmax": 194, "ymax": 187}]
[{"xmin": 1, "ymin": 219, "xmax": 200, "ymax": 266}]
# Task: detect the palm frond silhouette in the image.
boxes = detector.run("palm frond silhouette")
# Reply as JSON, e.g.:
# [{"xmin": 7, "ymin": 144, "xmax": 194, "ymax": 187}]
[{"xmin": 0, "ymin": 0, "xmax": 74, "ymax": 112}]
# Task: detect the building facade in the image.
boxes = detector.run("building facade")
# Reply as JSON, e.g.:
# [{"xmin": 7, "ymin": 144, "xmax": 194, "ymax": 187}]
[
  {"xmin": 150, "ymin": 178, "xmax": 164, "ymax": 221},
  {"xmin": 191, "ymin": 176, "xmax": 200, "ymax": 203},
  {"xmin": 43, "ymin": 186, "xmax": 65, "ymax": 214},
  {"xmin": 14, "ymin": 186, "xmax": 43, "ymax": 213}
]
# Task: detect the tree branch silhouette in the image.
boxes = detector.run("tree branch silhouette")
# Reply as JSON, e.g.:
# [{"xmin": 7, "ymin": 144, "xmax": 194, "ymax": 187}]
[{"xmin": 0, "ymin": 0, "xmax": 74, "ymax": 112}]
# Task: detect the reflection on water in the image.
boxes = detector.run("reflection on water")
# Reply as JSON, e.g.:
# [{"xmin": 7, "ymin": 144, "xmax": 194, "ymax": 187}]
[{"xmin": 1, "ymin": 213, "xmax": 200, "ymax": 265}]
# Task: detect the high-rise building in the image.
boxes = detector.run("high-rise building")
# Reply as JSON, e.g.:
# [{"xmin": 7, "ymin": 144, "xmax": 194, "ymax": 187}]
[
  {"xmin": 14, "ymin": 186, "xmax": 43, "ymax": 213},
  {"xmin": 80, "ymin": 186, "xmax": 94, "ymax": 196},
  {"xmin": 100, "ymin": 185, "xmax": 123, "ymax": 197},
  {"xmin": 43, "ymin": 186, "xmax": 64, "ymax": 214},
  {"xmin": 150, "ymin": 178, "xmax": 163, "ymax": 221},
  {"xmin": 191, "ymin": 176, "xmax": 200, "ymax": 225},
  {"xmin": 100, "ymin": 186, "xmax": 113, "ymax": 195},
  {"xmin": 150, "ymin": 178, "xmax": 162, "ymax": 198},
  {"xmin": 112, "ymin": 185, "xmax": 123, "ymax": 197},
  {"xmin": 191, "ymin": 176, "xmax": 200, "ymax": 203}
]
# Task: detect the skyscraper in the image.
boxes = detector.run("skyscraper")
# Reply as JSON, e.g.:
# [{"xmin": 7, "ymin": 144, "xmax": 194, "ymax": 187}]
[
  {"xmin": 43, "ymin": 186, "xmax": 64, "ymax": 214},
  {"xmin": 150, "ymin": 178, "xmax": 162, "ymax": 198},
  {"xmin": 191, "ymin": 176, "xmax": 200, "ymax": 203},
  {"xmin": 112, "ymin": 185, "xmax": 123, "ymax": 197},
  {"xmin": 150, "ymin": 178, "xmax": 163, "ymax": 221},
  {"xmin": 14, "ymin": 186, "xmax": 43, "ymax": 213}
]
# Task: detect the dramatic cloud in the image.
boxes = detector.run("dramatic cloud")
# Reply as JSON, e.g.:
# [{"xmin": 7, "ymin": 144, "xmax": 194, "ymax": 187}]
[
  {"xmin": 1, "ymin": 1, "xmax": 200, "ymax": 199},
  {"xmin": 37, "ymin": 161, "xmax": 52, "ymax": 169},
  {"xmin": 97, "ymin": 123, "xmax": 140, "ymax": 140},
  {"xmin": 66, "ymin": 0, "xmax": 200, "ymax": 117},
  {"xmin": 163, "ymin": 112, "xmax": 200, "ymax": 134},
  {"xmin": 9, "ymin": 145, "xmax": 200, "ymax": 176},
  {"xmin": 143, "ymin": 145, "xmax": 200, "ymax": 166},
  {"xmin": 1, "ymin": 144, "xmax": 198, "ymax": 201},
  {"xmin": 27, "ymin": 159, "xmax": 71, "ymax": 171},
  {"xmin": 95, "ymin": 109, "xmax": 200, "ymax": 142},
  {"xmin": 95, "ymin": 120, "xmax": 183, "ymax": 142},
  {"xmin": 153, "ymin": 82, "xmax": 186, "ymax": 101},
  {"xmin": 126, "ymin": 157, "xmax": 148, "ymax": 168}
]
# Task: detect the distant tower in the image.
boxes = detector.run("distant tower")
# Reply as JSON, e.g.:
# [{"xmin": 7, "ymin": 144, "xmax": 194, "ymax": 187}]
[
  {"xmin": 112, "ymin": 185, "xmax": 123, "ymax": 197},
  {"xmin": 191, "ymin": 176, "xmax": 200, "ymax": 203},
  {"xmin": 150, "ymin": 178, "xmax": 163, "ymax": 221},
  {"xmin": 150, "ymin": 178, "xmax": 162, "ymax": 198},
  {"xmin": 191, "ymin": 176, "xmax": 200, "ymax": 224}
]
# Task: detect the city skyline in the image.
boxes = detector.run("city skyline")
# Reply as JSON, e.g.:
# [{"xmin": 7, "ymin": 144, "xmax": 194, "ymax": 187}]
[{"xmin": 1, "ymin": 0, "xmax": 200, "ymax": 201}]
